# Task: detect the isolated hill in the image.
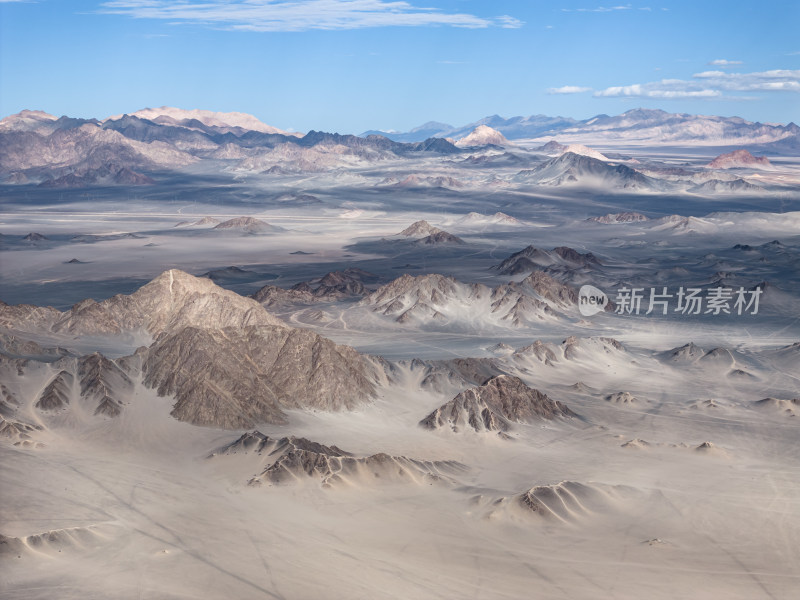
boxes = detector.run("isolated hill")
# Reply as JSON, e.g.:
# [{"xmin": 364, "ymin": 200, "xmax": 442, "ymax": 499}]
[
  {"xmin": 537, "ymin": 141, "xmax": 608, "ymax": 161},
  {"xmin": 496, "ymin": 244, "xmax": 600, "ymax": 275},
  {"xmin": 417, "ymin": 230, "xmax": 464, "ymax": 245},
  {"xmin": 253, "ymin": 268, "xmax": 375, "ymax": 307},
  {"xmin": 391, "ymin": 221, "xmax": 463, "ymax": 244},
  {"xmin": 708, "ymin": 149, "xmax": 771, "ymax": 169},
  {"xmin": 420, "ymin": 375, "xmax": 576, "ymax": 434},
  {"xmin": 213, "ymin": 432, "xmax": 467, "ymax": 487},
  {"xmin": 212, "ymin": 216, "xmax": 283, "ymax": 234},
  {"xmin": 475, "ymin": 480, "xmax": 643, "ymax": 524},
  {"xmin": 174, "ymin": 216, "xmax": 221, "ymax": 228},
  {"xmin": 662, "ymin": 342, "xmax": 707, "ymax": 363},
  {"xmin": 752, "ymin": 397, "xmax": 799, "ymax": 417},
  {"xmin": 516, "ymin": 152, "xmax": 657, "ymax": 189},
  {"xmin": 199, "ymin": 266, "xmax": 261, "ymax": 283},
  {"xmin": 588, "ymin": 212, "xmax": 649, "ymax": 223},
  {"xmin": 605, "ymin": 391, "xmax": 639, "ymax": 405},
  {"xmin": 455, "ymin": 125, "xmax": 512, "ymax": 147},
  {"xmin": 399, "ymin": 220, "xmax": 443, "ymax": 237}
]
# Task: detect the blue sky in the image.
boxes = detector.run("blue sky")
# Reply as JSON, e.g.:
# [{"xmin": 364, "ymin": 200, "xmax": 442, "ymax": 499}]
[{"xmin": 1, "ymin": 0, "xmax": 798, "ymax": 133}]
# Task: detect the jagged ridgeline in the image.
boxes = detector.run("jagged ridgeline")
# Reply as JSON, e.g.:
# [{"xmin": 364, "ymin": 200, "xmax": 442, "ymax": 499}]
[{"xmin": 0, "ymin": 270, "xmax": 377, "ymax": 428}]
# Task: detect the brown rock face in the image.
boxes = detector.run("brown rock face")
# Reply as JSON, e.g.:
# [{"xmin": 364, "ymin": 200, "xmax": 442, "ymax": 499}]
[
  {"xmin": 142, "ymin": 325, "xmax": 376, "ymax": 428},
  {"xmin": 420, "ymin": 374, "xmax": 576, "ymax": 434}
]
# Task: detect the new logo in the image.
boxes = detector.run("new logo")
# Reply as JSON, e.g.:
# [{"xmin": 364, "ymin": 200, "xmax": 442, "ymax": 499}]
[{"xmin": 578, "ymin": 285, "xmax": 608, "ymax": 316}]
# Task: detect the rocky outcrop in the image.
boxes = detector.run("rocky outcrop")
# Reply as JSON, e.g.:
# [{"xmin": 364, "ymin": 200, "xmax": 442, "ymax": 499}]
[
  {"xmin": 360, "ymin": 271, "xmax": 578, "ymax": 327},
  {"xmin": 708, "ymin": 149, "xmax": 771, "ymax": 169},
  {"xmin": 253, "ymin": 268, "xmax": 375, "ymax": 307},
  {"xmin": 398, "ymin": 220, "xmax": 442, "ymax": 237},
  {"xmin": 35, "ymin": 370, "xmax": 74, "ymax": 411},
  {"xmin": 212, "ymin": 216, "xmax": 282, "ymax": 234},
  {"xmin": 212, "ymin": 432, "xmax": 468, "ymax": 488},
  {"xmin": 588, "ymin": 212, "xmax": 649, "ymax": 223},
  {"xmin": 420, "ymin": 375, "xmax": 576, "ymax": 434},
  {"xmin": 496, "ymin": 244, "xmax": 600, "ymax": 275},
  {"xmin": 141, "ymin": 325, "xmax": 375, "ymax": 428}
]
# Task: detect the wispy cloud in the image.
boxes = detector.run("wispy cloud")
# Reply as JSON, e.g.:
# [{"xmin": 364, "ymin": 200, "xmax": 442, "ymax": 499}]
[
  {"xmin": 708, "ymin": 59, "xmax": 742, "ymax": 66},
  {"xmin": 562, "ymin": 4, "xmax": 655, "ymax": 12},
  {"xmin": 693, "ymin": 69, "xmax": 800, "ymax": 92},
  {"xmin": 591, "ymin": 69, "xmax": 800, "ymax": 99},
  {"xmin": 99, "ymin": 0, "xmax": 524, "ymax": 32},
  {"xmin": 547, "ymin": 86, "xmax": 592, "ymax": 94}
]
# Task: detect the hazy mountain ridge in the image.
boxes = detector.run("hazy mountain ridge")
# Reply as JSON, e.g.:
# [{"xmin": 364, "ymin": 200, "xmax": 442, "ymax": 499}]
[
  {"xmin": 0, "ymin": 109, "xmax": 461, "ymax": 185},
  {"xmin": 3, "ymin": 106, "xmax": 797, "ymax": 188},
  {"xmin": 363, "ymin": 108, "xmax": 799, "ymax": 145}
]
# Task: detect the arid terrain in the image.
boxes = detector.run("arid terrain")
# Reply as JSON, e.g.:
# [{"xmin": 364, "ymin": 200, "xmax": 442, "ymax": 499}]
[{"xmin": 1, "ymin": 106, "xmax": 799, "ymax": 599}]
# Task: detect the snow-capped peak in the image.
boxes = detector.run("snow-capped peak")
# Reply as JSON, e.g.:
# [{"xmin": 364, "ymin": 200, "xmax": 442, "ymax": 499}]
[{"xmin": 455, "ymin": 125, "xmax": 512, "ymax": 147}]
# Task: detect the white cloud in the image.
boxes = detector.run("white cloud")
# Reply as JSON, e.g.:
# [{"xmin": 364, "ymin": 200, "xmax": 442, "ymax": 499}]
[
  {"xmin": 708, "ymin": 59, "xmax": 742, "ymax": 66},
  {"xmin": 99, "ymin": 0, "xmax": 523, "ymax": 31},
  {"xmin": 591, "ymin": 69, "xmax": 800, "ymax": 99},
  {"xmin": 547, "ymin": 86, "xmax": 592, "ymax": 94},
  {"xmin": 594, "ymin": 83, "xmax": 720, "ymax": 99}
]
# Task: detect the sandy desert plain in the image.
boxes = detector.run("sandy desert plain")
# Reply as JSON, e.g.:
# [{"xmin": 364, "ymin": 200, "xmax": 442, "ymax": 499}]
[{"xmin": 1, "ymin": 107, "xmax": 800, "ymax": 599}]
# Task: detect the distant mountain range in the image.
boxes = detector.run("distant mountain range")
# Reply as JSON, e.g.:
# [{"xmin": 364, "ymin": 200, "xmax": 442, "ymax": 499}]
[
  {"xmin": 1, "ymin": 106, "xmax": 796, "ymax": 189},
  {"xmin": 363, "ymin": 108, "xmax": 800, "ymax": 146},
  {"xmin": 0, "ymin": 107, "xmax": 460, "ymax": 186}
]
